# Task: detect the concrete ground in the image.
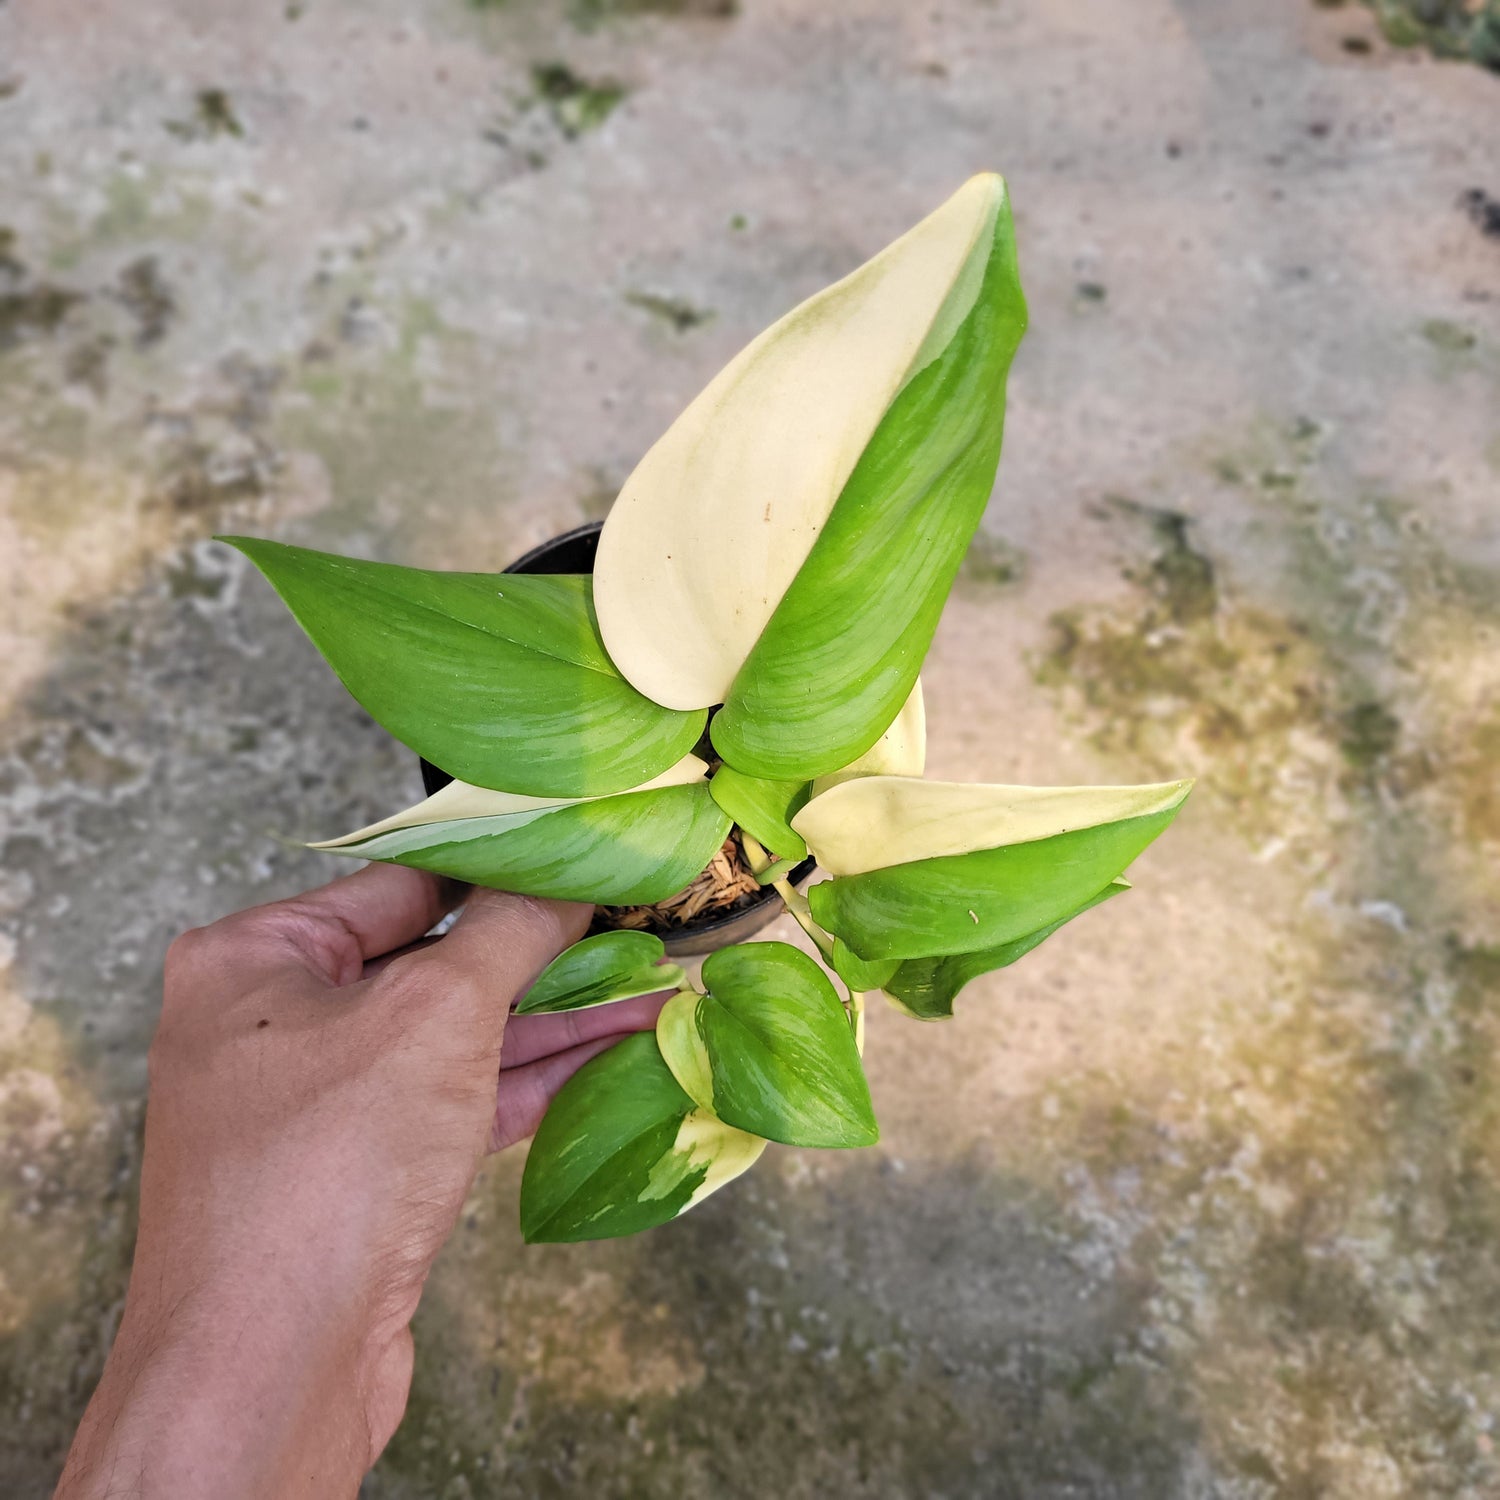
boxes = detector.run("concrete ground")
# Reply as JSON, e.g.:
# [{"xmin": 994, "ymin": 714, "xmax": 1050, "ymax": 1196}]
[{"xmin": 2, "ymin": 0, "xmax": 1497, "ymax": 1494}]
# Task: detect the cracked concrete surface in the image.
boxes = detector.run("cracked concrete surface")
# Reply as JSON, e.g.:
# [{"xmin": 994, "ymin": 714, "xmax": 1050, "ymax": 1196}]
[{"xmin": 1, "ymin": 0, "xmax": 1497, "ymax": 1494}]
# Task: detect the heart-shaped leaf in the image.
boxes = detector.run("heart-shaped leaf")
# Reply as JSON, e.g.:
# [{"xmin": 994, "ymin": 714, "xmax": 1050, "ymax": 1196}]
[
  {"xmin": 311, "ymin": 754, "xmax": 730, "ymax": 905},
  {"xmin": 656, "ymin": 942, "xmax": 878, "ymax": 1149},
  {"xmin": 223, "ymin": 537, "xmax": 705, "ymax": 797},
  {"xmin": 883, "ymin": 879, "xmax": 1129, "ymax": 1020},
  {"xmin": 594, "ymin": 174, "xmax": 1023, "ymax": 736},
  {"xmin": 520, "ymin": 1031, "xmax": 765, "ymax": 1244},
  {"xmin": 517, "ymin": 931, "xmax": 683, "ymax": 1015},
  {"xmin": 797, "ymin": 777, "xmax": 1190, "ymax": 962}
]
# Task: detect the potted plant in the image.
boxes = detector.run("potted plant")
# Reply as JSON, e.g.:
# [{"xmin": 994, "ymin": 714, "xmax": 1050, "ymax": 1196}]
[{"xmin": 225, "ymin": 174, "xmax": 1190, "ymax": 1243}]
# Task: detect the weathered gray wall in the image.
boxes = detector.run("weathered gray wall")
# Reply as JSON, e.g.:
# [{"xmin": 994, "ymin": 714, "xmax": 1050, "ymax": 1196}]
[{"xmin": 2, "ymin": 1, "xmax": 1497, "ymax": 1494}]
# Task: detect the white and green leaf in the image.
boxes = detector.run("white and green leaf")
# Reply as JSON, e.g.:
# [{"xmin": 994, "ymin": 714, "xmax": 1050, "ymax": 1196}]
[
  {"xmin": 594, "ymin": 174, "xmax": 1025, "ymax": 769},
  {"xmin": 223, "ymin": 537, "xmax": 705, "ymax": 798},
  {"xmin": 883, "ymin": 879, "xmax": 1129, "ymax": 1021},
  {"xmin": 709, "ymin": 183, "xmax": 1027, "ymax": 779},
  {"xmin": 656, "ymin": 942, "xmax": 878, "ymax": 1149},
  {"xmin": 311, "ymin": 754, "xmax": 731, "ymax": 905},
  {"xmin": 809, "ymin": 680, "xmax": 926, "ymax": 798},
  {"xmin": 520, "ymin": 1031, "xmax": 766, "ymax": 1244},
  {"xmin": 517, "ymin": 931, "xmax": 684, "ymax": 1015},
  {"xmin": 795, "ymin": 777, "xmax": 1191, "ymax": 962}
]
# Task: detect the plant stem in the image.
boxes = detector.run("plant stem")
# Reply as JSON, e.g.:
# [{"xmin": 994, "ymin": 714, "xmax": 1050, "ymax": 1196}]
[
  {"xmin": 739, "ymin": 831, "xmax": 835, "ymax": 962},
  {"xmin": 739, "ymin": 829, "xmax": 868, "ymax": 1050}
]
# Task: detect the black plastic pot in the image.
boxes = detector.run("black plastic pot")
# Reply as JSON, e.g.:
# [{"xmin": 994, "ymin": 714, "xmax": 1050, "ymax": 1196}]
[{"xmin": 418, "ymin": 520, "xmax": 814, "ymax": 957}]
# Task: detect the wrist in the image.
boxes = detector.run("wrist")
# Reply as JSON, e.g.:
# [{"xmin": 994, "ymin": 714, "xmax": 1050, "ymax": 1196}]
[{"xmin": 58, "ymin": 1275, "xmax": 373, "ymax": 1499}]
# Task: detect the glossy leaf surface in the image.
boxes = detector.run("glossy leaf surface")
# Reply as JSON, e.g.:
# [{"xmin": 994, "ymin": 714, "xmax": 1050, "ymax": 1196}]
[
  {"xmin": 793, "ymin": 776, "xmax": 1193, "ymax": 876},
  {"xmin": 313, "ymin": 767, "xmax": 730, "ymax": 906},
  {"xmin": 594, "ymin": 175, "xmax": 1012, "ymax": 712},
  {"xmin": 223, "ymin": 537, "xmax": 704, "ymax": 797},
  {"xmin": 806, "ymin": 784, "xmax": 1189, "ymax": 962},
  {"xmin": 884, "ymin": 880, "xmax": 1128, "ymax": 1020},
  {"xmin": 657, "ymin": 943, "xmax": 877, "ymax": 1149},
  {"xmin": 710, "ymin": 188, "xmax": 1026, "ymax": 778},
  {"xmin": 520, "ymin": 1032, "xmax": 765, "ymax": 1244},
  {"xmin": 810, "ymin": 680, "xmax": 926, "ymax": 798},
  {"xmin": 829, "ymin": 938, "xmax": 900, "ymax": 995},
  {"xmin": 517, "ymin": 932, "xmax": 683, "ymax": 1015},
  {"xmin": 708, "ymin": 768, "xmax": 810, "ymax": 861}
]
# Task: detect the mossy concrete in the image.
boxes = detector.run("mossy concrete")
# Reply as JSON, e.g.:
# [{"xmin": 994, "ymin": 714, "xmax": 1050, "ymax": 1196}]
[{"xmin": 2, "ymin": 0, "xmax": 1498, "ymax": 1494}]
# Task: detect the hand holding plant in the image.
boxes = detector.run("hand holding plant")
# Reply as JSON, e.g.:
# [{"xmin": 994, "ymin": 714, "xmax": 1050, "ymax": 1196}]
[{"xmin": 226, "ymin": 174, "xmax": 1190, "ymax": 1242}]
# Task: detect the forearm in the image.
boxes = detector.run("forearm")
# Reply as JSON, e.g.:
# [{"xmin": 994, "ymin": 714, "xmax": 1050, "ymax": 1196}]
[
  {"xmin": 55, "ymin": 872, "xmax": 592, "ymax": 1496},
  {"xmin": 56, "ymin": 1280, "xmax": 371, "ymax": 1500}
]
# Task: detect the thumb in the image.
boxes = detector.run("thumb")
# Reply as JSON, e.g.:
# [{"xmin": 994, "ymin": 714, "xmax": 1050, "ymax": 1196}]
[{"xmin": 394, "ymin": 890, "xmax": 591, "ymax": 1041}]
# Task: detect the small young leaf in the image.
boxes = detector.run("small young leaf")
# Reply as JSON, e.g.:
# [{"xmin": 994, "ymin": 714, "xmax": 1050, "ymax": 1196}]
[
  {"xmin": 520, "ymin": 1032, "xmax": 765, "ymax": 1244},
  {"xmin": 883, "ymin": 880, "xmax": 1129, "ymax": 1020},
  {"xmin": 657, "ymin": 942, "xmax": 878, "ymax": 1149},
  {"xmin": 801, "ymin": 779, "xmax": 1190, "ymax": 962},
  {"xmin": 708, "ymin": 768, "xmax": 810, "ymax": 861},
  {"xmin": 312, "ymin": 758, "xmax": 731, "ymax": 905},
  {"xmin": 223, "ymin": 538, "xmax": 705, "ymax": 797},
  {"xmin": 829, "ymin": 938, "xmax": 899, "ymax": 995},
  {"xmin": 517, "ymin": 931, "xmax": 683, "ymax": 1015}
]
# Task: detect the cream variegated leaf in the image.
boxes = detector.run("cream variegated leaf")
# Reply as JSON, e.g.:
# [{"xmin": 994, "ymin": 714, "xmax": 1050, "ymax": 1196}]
[
  {"xmin": 792, "ymin": 776, "xmax": 1192, "ymax": 877},
  {"xmin": 594, "ymin": 174, "xmax": 1008, "ymax": 712},
  {"xmin": 655, "ymin": 944, "xmax": 877, "ymax": 1150},
  {"xmin": 310, "ymin": 753, "xmax": 710, "ymax": 854},
  {"xmin": 797, "ymin": 777, "xmax": 1193, "ymax": 964},
  {"xmin": 308, "ymin": 754, "xmax": 730, "ymax": 906},
  {"xmin": 520, "ymin": 1032, "xmax": 766, "ymax": 1243},
  {"xmin": 810, "ymin": 680, "xmax": 926, "ymax": 798}
]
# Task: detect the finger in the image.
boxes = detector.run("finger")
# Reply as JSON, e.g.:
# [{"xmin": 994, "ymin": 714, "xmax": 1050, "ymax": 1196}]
[
  {"xmin": 489, "ymin": 1034, "xmax": 627, "ymax": 1153},
  {"xmin": 176, "ymin": 864, "xmax": 463, "ymax": 994},
  {"xmin": 361, "ymin": 934, "xmax": 442, "ymax": 981},
  {"xmin": 499, "ymin": 990, "xmax": 672, "ymax": 1071},
  {"xmin": 291, "ymin": 864, "xmax": 464, "ymax": 971},
  {"xmin": 412, "ymin": 890, "xmax": 592, "ymax": 1030}
]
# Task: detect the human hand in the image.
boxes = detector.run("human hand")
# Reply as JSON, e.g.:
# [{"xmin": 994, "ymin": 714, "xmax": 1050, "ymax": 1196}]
[{"xmin": 56, "ymin": 864, "xmax": 670, "ymax": 1499}]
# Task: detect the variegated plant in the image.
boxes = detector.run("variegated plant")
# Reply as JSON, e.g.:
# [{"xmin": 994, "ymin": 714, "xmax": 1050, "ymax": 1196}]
[{"xmin": 225, "ymin": 175, "xmax": 1191, "ymax": 1243}]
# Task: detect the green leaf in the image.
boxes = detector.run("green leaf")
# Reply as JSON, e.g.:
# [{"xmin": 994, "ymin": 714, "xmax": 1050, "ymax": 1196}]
[
  {"xmin": 314, "ymin": 772, "xmax": 732, "ymax": 906},
  {"xmin": 520, "ymin": 1031, "xmax": 766, "ymax": 1244},
  {"xmin": 710, "ymin": 189, "xmax": 1027, "ymax": 779},
  {"xmin": 806, "ymin": 787, "xmax": 1188, "ymax": 962},
  {"xmin": 829, "ymin": 938, "xmax": 899, "ymax": 995},
  {"xmin": 517, "ymin": 931, "xmax": 683, "ymax": 1015},
  {"xmin": 708, "ymin": 768, "xmax": 810, "ymax": 861},
  {"xmin": 809, "ymin": 680, "xmax": 926, "ymax": 798},
  {"xmin": 884, "ymin": 880, "xmax": 1129, "ymax": 1020},
  {"xmin": 222, "ymin": 537, "xmax": 705, "ymax": 798},
  {"xmin": 656, "ymin": 942, "xmax": 878, "ymax": 1149}
]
